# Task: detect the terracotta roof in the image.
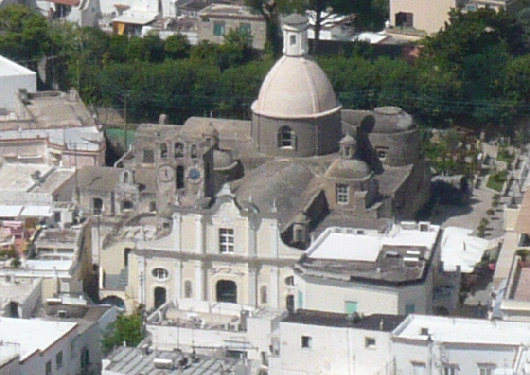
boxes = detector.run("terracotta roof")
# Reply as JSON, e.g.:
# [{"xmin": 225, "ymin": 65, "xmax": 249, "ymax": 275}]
[{"xmin": 515, "ymin": 189, "xmax": 530, "ymax": 234}]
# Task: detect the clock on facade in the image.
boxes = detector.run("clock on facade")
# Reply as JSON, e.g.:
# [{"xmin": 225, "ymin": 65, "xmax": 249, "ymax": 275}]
[
  {"xmin": 157, "ymin": 165, "xmax": 174, "ymax": 182},
  {"xmin": 188, "ymin": 168, "xmax": 202, "ymax": 182}
]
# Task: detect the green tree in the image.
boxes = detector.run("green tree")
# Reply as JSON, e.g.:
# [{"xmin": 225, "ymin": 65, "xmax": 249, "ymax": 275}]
[
  {"xmin": 126, "ymin": 36, "xmax": 148, "ymax": 61},
  {"xmin": 0, "ymin": 5, "xmax": 51, "ymax": 61},
  {"xmin": 305, "ymin": 0, "xmax": 356, "ymax": 54},
  {"xmin": 106, "ymin": 34, "xmax": 128, "ymax": 63},
  {"xmin": 516, "ymin": 7, "xmax": 530, "ymax": 51},
  {"xmin": 218, "ymin": 29, "xmax": 254, "ymax": 69},
  {"xmin": 144, "ymin": 34, "xmax": 165, "ymax": 62},
  {"xmin": 418, "ymin": 9, "xmax": 524, "ymax": 123},
  {"xmin": 164, "ymin": 34, "xmax": 191, "ymax": 59},
  {"xmin": 244, "ymin": 0, "xmax": 299, "ymax": 55},
  {"xmin": 102, "ymin": 313, "xmax": 144, "ymax": 354},
  {"xmin": 504, "ymin": 53, "xmax": 530, "ymax": 104}
]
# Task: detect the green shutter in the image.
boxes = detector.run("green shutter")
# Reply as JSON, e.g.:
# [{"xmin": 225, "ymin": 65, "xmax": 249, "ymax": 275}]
[{"xmin": 345, "ymin": 301, "xmax": 357, "ymax": 314}]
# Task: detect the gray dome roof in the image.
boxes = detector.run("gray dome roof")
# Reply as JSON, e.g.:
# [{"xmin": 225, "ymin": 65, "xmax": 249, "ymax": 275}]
[
  {"xmin": 282, "ymin": 13, "xmax": 308, "ymax": 26},
  {"xmin": 372, "ymin": 107, "xmax": 414, "ymax": 133},
  {"xmin": 251, "ymin": 56, "xmax": 340, "ymax": 119},
  {"xmin": 325, "ymin": 158, "xmax": 371, "ymax": 180}
]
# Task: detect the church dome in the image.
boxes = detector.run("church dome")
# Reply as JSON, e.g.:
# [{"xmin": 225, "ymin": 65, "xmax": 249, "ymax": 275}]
[
  {"xmin": 371, "ymin": 106, "xmax": 415, "ymax": 133},
  {"xmin": 251, "ymin": 56, "xmax": 340, "ymax": 119},
  {"xmin": 325, "ymin": 158, "xmax": 371, "ymax": 180}
]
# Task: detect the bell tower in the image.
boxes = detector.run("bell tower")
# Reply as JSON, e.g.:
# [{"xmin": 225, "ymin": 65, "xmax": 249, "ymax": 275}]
[{"xmin": 282, "ymin": 14, "xmax": 309, "ymax": 57}]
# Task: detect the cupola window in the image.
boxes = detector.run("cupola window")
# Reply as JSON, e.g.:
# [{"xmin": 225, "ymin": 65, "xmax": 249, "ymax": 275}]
[
  {"xmin": 278, "ymin": 126, "xmax": 296, "ymax": 149},
  {"xmin": 290, "ymin": 35, "xmax": 296, "ymax": 45},
  {"xmin": 336, "ymin": 184, "xmax": 349, "ymax": 204}
]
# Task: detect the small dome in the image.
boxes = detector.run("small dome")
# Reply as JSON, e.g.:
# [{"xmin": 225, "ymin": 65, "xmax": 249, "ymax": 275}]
[
  {"xmin": 325, "ymin": 158, "xmax": 371, "ymax": 180},
  {"xmin": 251, "ymin": 56, "xmax": 340, "ymax": 119},
  {"xmin": 371, "ymin": 107, "xmax": 414, "ymax": 133}
]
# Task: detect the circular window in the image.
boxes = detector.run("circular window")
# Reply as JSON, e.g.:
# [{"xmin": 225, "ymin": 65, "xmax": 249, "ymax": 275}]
[{"xmin": 152, "ymin": 268, "xmax": 169, "ymax": 280}]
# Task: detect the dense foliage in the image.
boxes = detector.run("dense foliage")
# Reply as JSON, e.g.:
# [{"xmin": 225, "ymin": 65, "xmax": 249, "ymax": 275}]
[
  {"xmin": 102, "ymin": 313, "xmax": 144, "ymax": 353},
  {"xmin": 1, "ymin": 6, "xmax": 530, "ymax": 132}
]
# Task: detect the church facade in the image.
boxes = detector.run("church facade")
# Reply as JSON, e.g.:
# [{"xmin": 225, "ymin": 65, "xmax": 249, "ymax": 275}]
[{"xmin": 77, "ymin": 14, "xmax": 430, "ymax": 313}]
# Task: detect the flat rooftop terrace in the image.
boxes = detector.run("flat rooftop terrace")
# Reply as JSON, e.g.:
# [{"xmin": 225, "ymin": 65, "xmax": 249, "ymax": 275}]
[{"xmin": 104, "ymin": 346, "xmax": 245, "ymax": 375}]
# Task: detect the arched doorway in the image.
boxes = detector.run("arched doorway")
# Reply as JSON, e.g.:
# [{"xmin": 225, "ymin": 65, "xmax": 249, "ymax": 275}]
[
  {"xmin": 216, "ymin": 280, "xmax": 237, "ymax": 304},
  {"xmin": 154, "ymin": 287, "xmax": 167, "ymax": 309}
]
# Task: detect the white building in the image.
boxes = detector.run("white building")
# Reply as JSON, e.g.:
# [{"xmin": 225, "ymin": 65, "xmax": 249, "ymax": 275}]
[
  {"xmin": 392, "ymin": 314, "xmax": 530, "ymax": 375},
  {"xmin": 267, "ymin": 312, "xmax": 530, "ymax": 375},
  {"xmin": 268, "ymin": 310, "xmax": 404, "ymax": 375},
  {"xmin": 0, "ymin": 318, "xmax": 79, "ymax": 375},
  {"xmin": 0, "ymin": 223, "xmax": 93, "ymax": 301},
  {"xmin": 294, "ymin": 222, "xmax": 443, "ymax": 316},
  {"xmin": 0, "ymin": 90, "xmax": 105, "ymax": 168},
  {"xmin": 145, "ymin": 299, "xmax": 281, "ymax": 361},
  {"xmin": 0, "ymin": 56, "xmax": 36, "ymax": 114}
]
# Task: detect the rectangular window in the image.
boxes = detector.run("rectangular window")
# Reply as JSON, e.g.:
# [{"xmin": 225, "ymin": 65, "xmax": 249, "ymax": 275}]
[
  {"xmin": 395, "ymin": 12, "xmax": 414, "ymax": 28},
  {"xmin": 142, "ymin": 149, "xmax": 155, "ymax": 163},
  {"xmin": 159, "ymin": 143, "xmax": 168, "ymax": 158},
  {"xmin": 219, "ymin": 228, "xmax": 234, "ymax": 253},
  {"xmin": 174, "ymin": 142, "xmax": 184, "ymax": 158},
  {"xmin": 345, "ymin": 301, "xmax": 357, "ymax": 314},
  {"xmin": 406, "ymin": 304, "xmax": 416, "ymax": 314},
  {"xmin": 365, "ymin": 337, "xmax": 376, "ymax": 349},
  {"xmin": 412, "ymin": 362, "xmax": 426, "ymax": 375},
  {"xmin": 443, "ymin": 365, "xmax": 459, "ymax": 375},
  {"xmin": 336, "ymin": 184, "xmax": 349, "ymax": 204},
  {"xmin": 45, "ymin": 360, "xmax": 52, "ymax": 375},
  {"xmin": 301, "ymin": 336, "xmax": 312, "ymax": 348},
  {"xmin": 56, "ymin": 351, "xmax": 63, "ymax": 369},
  {"xmin": 239, "ymin": 22, "xmax": 251, "ymax": 34},
  {"xmin": 478, "ymin": 365, "xmax": 496, "ymax": 375},
  {"xmin": 213, "ymin": 22, "xmax": 225, "ymax": 36}
]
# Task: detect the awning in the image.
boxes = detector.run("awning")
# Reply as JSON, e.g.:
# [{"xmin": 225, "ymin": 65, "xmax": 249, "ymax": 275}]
[
  {"xmin": 20, "ymin": 206, "xmax": 53, "ymax": 217},
  {"xmin": 112, "ymin": 13, "xmax": 157, "ymax": 25},
  {"xmin": 0, "ymin": 205, "xmax": 23, "ymax": 218}
]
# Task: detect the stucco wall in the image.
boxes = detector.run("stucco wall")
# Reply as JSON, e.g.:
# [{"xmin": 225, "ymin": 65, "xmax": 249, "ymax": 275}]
[
  {"xmin": 252, "ymin": 112, "xmax": 341, "ymax": 157},
  {"xmin": 389, "ymin": 0, "xmax": 456, "ymax": 34},
  {"xmin": 197, "ymin": 16, "xmax": 266, "ymax": 50}
]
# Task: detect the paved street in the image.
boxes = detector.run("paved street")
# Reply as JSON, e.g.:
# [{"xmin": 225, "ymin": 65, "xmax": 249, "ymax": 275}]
[{"xmin": 429, "ymin": 183, "xmax": 504, "ymax": 239}]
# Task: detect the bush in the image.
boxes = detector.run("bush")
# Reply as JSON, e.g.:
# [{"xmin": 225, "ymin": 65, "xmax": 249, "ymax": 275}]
[
  {"xmin": 102, "ymin": 313, "xmax": 144, "ymax": 354},
  {"xmin": 487, "ymin": 170, "xmax": 508, "ymax": 192}
]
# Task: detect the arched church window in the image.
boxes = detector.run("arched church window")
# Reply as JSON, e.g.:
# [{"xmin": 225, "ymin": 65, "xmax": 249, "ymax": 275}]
[
  {"xmin": 190, "ymin": 145, "xmax": 198, "ymax": 158},
  {"xmin": 278, "ymin": 126, "xmax": 296, "ymax": 149},
  {"xmin": 174, "ymin": 143, "xmax": 184, "ymax": 158},
  {"xmin": 285, "ymin": 276, "xmax": 294, "ymax": 286},
  {"xmin": 159, "ymin": 143, "xmax": 168, "ymax": 158}
]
